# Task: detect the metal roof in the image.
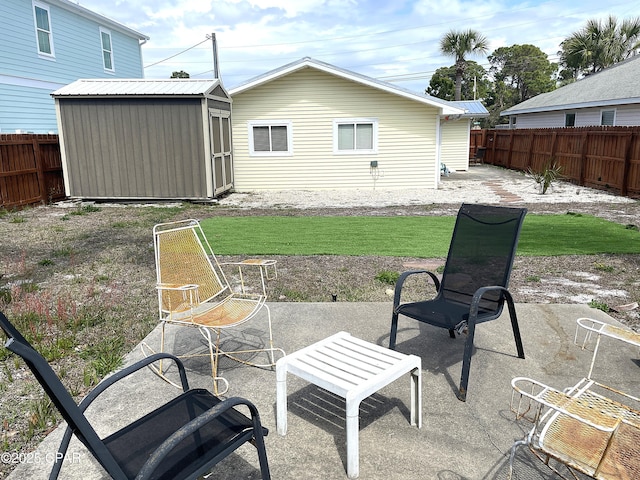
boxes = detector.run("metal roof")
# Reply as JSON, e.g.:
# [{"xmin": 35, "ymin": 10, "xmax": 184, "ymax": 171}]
[
  {"xmin": 229, "ymin": 57, "xmax": 466, "ymax": 116},
  {"xmin": 502, "ymin": 55, "xmax": 640, "ymax": 116},
  {"xmin": 52, "ymin": 79, "xmax": 224, "ymax": 97},
  {"xmin": 450, "ymin": 100, "xmax": 489, "ymax": 117}
]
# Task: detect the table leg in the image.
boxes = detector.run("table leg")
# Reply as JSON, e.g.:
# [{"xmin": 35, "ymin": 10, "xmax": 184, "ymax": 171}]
[
  {"xmin": 276, "ymin": 362, "xmax": 288, "ymax": 435},
  {"xmin": 411, "ymin": 366, "xmax": 422, "ymax": 428},
  {"xmin": 346, "ymin": 400, "xmax": 360, "ymax": 478}
]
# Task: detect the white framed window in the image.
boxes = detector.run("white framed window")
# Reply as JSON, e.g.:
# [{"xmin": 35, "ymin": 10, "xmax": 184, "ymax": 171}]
[
  {"xmin": 333, "ymin": 118, "xmax": 378, "ymax": 154},
  {"xmin": 100, "ymin": 27, "xmax": 114, "ymax": 72},
  {"xmin": 248, "ymin": 120, "xmax": 293, "ymax": 156},
  {"xmin": 565, "ymin": 112, "xmax": 576, "ymax": 127},
  {"xmin": 600, "ymin": 109, "xmax": 616, "ymax": 126},
  {"xmin": 33, "ymin": 1, "xmax": 55, "ymax": 57}
]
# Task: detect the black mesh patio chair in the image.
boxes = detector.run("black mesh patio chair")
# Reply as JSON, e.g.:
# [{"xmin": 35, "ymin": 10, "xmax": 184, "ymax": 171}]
[
  {"xmin": 0, "ymin": 310, "xmax": 271, "ymax": 480},
  {"xmin": 389, "ymin": 203, "xmax": 527, "ymax": 402}
]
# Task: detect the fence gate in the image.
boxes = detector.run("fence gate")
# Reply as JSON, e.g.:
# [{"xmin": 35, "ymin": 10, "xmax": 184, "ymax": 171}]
[{"xmin": 209, "ymin": 109, "xmax": 233, "ymax": 196}]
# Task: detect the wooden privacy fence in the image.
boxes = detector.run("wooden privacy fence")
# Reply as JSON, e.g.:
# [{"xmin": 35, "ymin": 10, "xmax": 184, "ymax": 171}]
[
  {"xmin": 0, "ymin": 134, "xmax": 65, "ymax": 209},
  {"xmin": 471, "ymin": 127, "xmax": 640, "ymax": 198}
]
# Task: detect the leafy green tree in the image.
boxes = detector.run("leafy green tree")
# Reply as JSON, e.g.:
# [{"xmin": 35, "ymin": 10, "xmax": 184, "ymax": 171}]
[
  {"xmin": 170, "ymin": 70, "xmax": 190, "ymax": 78},
  {"xmin": 439, "ymin": 29, "xmax": 489, "ymax": 101},
  {"xmin": 489, "ymin": 44, "xmax": 557, "ymax": 104},
  {"xmin": 559, "ymin": 15, "xmax": 640, "ymax": 80},
  {"xmin": 426, "ymin": 61, "xmax": 490, "ymax": 102}
]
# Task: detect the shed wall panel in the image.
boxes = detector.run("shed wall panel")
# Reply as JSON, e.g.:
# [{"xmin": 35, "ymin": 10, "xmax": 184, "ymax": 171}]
[
  {"xmin": 59, "ymin": 98, "xmax": 207, "ymax": 199},
  {"xmin": 231, "ymin": 68, "xmax": 439, "ymax": 190}
]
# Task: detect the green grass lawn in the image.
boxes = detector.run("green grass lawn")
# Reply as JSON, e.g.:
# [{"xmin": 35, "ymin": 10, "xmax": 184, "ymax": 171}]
[{"xmin": 201, "ymin": 213, "xmax": 640, "ymax": 257}]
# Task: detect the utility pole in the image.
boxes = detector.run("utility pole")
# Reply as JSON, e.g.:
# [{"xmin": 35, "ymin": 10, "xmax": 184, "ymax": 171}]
[{"xmin": 207, "ymin": 33, "xmax": 220, "ymax": 79}]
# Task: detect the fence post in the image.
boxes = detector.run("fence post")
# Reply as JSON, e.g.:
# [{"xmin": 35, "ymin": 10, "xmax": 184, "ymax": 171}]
[
  {"xmin": 550, "ymin": 131, "xmax": 558, "ymax": 160},
  {"xmin": 621, "ymin": 131, "xmax": 634, "ymax": 197},
  {"xmin": 32, "ymin": 137, "xmax": 47, "ymax": 204},
  {"xmin": 526, "ymin": 131, "xmax": 535, "ymax": 171},
  {"xmin": 487, "ymin": 130, "xmax": 497, "ymax": 164},
  {"xmin": 578, "ymin": 132, "xmax": 588, "ymax": 186},
  {"xmin": 506, "ymin": 130, "xmax": 515, "ymax": 168}
]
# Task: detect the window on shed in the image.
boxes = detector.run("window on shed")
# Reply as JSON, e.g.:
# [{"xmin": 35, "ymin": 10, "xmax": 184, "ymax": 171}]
[
  {"xmin": 33, "ymin": 2, "xmax": 54, "ymax": 57},
  {"xmin": 565, "ymin": 113, "xmax": 576, "ymax": 127},
  {"xmin": 600, "ymin": 109, "xmax": 616, "ymax": 126},
  {"xmin": 248, "ymin": 121, "xmax": 292, "ymax": 156},
  {"xmin": 333, "ymin": 119, "xmax": 378, "ymax": 154},
  {"xmin": 100, "ymin": 28, "xmax": 114, "ymax": 71}
]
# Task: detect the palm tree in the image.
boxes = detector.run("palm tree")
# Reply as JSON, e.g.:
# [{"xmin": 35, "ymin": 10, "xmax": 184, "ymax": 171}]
[
  {"xmin": 439, "ymin": 29, "xmax": 489, "ymax": 101},
  {"xmin": 561, "ymin": 15, "xmax": 640, "ymax": 77}
]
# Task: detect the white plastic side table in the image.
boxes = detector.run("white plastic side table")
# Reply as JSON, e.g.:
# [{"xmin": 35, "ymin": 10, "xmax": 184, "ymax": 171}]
[{"xmin": 276, "ymin": 331, "xmax": 422, "ymax": 478}]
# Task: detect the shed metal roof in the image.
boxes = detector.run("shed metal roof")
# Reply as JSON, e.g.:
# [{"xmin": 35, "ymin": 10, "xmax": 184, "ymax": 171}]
[
  {"xmin": 52, "ymin": 79, "xmax": 224, "ymax": 97},
  {"xmin": 501, "ymin": 55, "xmax": 640, "ymax": 116}
]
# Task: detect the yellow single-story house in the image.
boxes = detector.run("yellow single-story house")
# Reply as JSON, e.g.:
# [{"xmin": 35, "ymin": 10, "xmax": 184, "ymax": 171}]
[{"xmin": 229, "ymin": 57, "xmax": 486, "ymax": 191}]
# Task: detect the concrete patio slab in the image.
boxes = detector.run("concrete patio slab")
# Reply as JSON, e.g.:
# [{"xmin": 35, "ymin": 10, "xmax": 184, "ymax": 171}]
[{"xmin": 8, "ymin": 302, "xmax": 638, "ymax": 480}]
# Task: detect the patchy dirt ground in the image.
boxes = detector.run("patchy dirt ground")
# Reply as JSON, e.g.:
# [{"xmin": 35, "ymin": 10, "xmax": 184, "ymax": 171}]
[{"xmin": 0, "ymin": 191, "xmax": 639, "ymax": 478}]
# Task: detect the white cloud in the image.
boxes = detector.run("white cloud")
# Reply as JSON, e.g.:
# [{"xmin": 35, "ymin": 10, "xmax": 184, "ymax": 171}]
[{"xmin": 78, "ymin": 0, "xmax": 639, "ymax": 91}]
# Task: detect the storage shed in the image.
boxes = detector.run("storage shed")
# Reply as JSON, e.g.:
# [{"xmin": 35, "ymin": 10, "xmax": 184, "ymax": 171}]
[{"xmin": 52, "ymin": 78, "xmax": 233, "ymax": 200}]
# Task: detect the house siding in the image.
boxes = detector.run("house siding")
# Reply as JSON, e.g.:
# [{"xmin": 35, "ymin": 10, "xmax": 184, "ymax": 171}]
[
  {"xmin": 232, "ymin": 68, "xmax": 439, "ymax": 191},
  {"xmin": 0, "ymin": 0, "xmax": 145, "ymax": 133},
  {"xmin": 514, "ymin": 104, "xmax": 640, "ymax": 129},
  {"xmin": 440, "ymin": 119, "xmax": 470, "ymax": 171}
]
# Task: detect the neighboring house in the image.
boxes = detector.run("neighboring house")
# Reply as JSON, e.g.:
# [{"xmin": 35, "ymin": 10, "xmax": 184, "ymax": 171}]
[
  {"xmin": 501, "ymin": 55, "xmax": 640, "ymax": 129},
  {"xmin": 441, "ymin": 100, "xmax": 489, "ymax": 172},
  {"xmin": 228, "ymin": 57, "xmax": 468, "ymax": 191},
  {"xmin": 0, "ymin": 0, "xmax": 148, "ymax": 133}
]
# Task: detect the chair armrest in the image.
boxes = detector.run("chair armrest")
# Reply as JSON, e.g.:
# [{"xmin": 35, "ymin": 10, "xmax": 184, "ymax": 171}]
[
  {"xmin": 220, "ymin": 259, "xmax": 277, "ymax": 296},
  {"xmin": 510, "ymin": 377, "xmax": 624, "ymax": 432},
  {"xmin": 393, "ymin": 270, "xmax": 440, "ymax": 309},
  {"xmin": 157, "ymin": 284, "xmax": 201, "ymax": 313},
  {"xmin": 136, "ymin": 396, "xmax": 266, "ymax": 480},
  {"xmin": 469, "ymin": 285, "xmax": 509, "ymax": 315},
  {"xmin": 156, "ymin": 283, "xmax": 199, "ymax": 292},
  {"xmin": 575, "ymin": 317, "xmax": 640, "ymax": 380},
  {"xmin": 79, "ymin": 353, "xmax": 190, "ymax": 412}
]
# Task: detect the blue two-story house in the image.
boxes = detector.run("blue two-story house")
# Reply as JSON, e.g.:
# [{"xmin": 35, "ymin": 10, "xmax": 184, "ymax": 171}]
[{"xmin": 0, "ymin": 0, "xmax": 149, "ymax": 133}]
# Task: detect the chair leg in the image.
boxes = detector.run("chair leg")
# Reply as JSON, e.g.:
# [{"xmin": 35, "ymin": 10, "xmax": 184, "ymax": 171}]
[
  {"xmin": 389, "ymin": 312, "xmax": 399, "ymax": 349},
  {"xmin": 457, "ymin": 320, "xmax": 477, "ymax": 402},
  {"xmin": 198, "ymin": 326, "xmax": 229, "ymax": 396},
  {"xmin": 254, "ymin": 428, "xmax": 271, "ymax": 480},
  {"xmin": 508, "ymin": 437, "xmax": 528, "ymax": 480},
  {"xmin": 505, "ymin": 293, "xmax": 525, "ymax": 359},
  {"xmin": 448, "ymin": 329, "xmax": 455, "ymax": 339},
  {"xmin": 264, "ymin": 304, "xmax": 277, "ymax": 365}
]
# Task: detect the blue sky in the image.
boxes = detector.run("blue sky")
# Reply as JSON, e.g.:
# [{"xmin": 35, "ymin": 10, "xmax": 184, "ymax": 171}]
[{"xmin": 79, "ymin": 0, "xmax": 639, "ymax": 93}]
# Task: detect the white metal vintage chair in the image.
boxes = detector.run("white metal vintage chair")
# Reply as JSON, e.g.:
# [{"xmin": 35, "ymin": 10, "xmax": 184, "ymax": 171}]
[
  {"xmin": 142, "ymin": 219, "xmax": 285, "ymax": 395},
  {"xmin": 508, "ymin": 317, "xmax": 640, "ymax": 480}
]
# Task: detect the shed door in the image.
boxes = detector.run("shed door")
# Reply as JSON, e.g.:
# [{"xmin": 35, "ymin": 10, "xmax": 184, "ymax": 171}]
[{"xmin": 209, "ymin": 109, "xmax": 233, "ymax": 196}]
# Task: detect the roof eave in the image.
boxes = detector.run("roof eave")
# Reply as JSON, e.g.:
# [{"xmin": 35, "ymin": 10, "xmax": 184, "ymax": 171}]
[{"xmin": 501, "ymin": 97, "xmax": 640, "ymax": 116}]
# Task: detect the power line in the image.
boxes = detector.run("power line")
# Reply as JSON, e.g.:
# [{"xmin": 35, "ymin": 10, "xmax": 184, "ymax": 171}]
[{"xmin": 144, "ymin": 37, "xmax": 210, "ymax": 69}]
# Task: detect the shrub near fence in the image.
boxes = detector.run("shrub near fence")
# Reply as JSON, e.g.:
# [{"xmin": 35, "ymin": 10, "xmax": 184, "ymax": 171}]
[
  {"xmin": 0, "ymin": 134, "xmax": 65, "ymax": 209},
  {"xmin": 470, "ymin": 127, "xmax": 640, "ymax": 199}
]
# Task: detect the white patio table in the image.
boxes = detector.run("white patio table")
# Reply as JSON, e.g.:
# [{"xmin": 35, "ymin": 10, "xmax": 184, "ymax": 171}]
[{"xmin": 276, "ymin": 331, "xmax": 422, "ymax": 478}]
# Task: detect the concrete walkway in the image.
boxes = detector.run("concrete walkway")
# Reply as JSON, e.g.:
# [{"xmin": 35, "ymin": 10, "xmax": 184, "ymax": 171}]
[{"xmin": 9, "ymin": 302, "xmax": 638, "ymax": 480}]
